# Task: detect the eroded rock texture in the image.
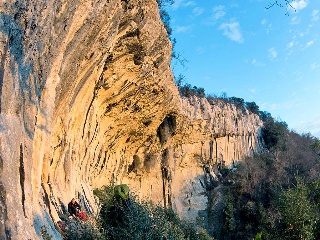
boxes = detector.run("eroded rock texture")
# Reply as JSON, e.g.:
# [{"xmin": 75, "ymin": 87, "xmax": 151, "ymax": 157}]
[{"xmin": 0, "ymin": 0, "xmax": 262, "ymax": 239}]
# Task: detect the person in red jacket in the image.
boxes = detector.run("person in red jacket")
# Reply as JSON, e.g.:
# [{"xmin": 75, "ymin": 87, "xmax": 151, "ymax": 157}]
[{"xmin": 68, "ymin": 198, "xmax": 81, "ymax": 218}]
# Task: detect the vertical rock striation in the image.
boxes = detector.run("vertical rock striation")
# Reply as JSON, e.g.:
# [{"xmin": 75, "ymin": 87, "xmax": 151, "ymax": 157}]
[{"xmin": 0, "ymin": 0, "xmax": 262, "ymax": 239}]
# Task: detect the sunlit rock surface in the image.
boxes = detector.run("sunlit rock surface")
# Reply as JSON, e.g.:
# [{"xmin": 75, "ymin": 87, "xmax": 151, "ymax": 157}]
[{"xmin": 0, "ymin": 0, "xmax": 262, "ymax": 238}]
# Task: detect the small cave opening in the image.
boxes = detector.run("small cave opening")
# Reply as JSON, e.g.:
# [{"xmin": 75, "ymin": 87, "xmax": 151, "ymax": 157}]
[
  {"xmin": 144, "ymin": 153, "xmax": 157, "ymax": 173},
  {"xmin": 142, "ymin": 119, "xmax": 152, "ymax": 127},
  {"xmin": 157, "ymin": 114, "xmax": 176, "ymax": 145},
  {"xmin": 128, "ymin": 155, "xmax": 140, "ymax": 174}
]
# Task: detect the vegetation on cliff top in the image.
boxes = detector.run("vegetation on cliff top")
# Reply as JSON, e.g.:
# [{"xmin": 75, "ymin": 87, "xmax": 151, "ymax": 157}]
[
  {"xmin": 66, "ymin": 2, "xmax": 320, "ymax": 239},
  {"xmin": 175, "ymin": 78, "xmax": 320, "ymax": 239}
]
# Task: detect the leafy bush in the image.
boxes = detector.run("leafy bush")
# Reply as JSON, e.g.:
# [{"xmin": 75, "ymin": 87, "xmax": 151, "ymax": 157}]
[
  {"xmin": 246, "ymin": 102, "xmax": 259, "ymax": 114},
  {"xmin": 63, "ymin": 216, "xmax": 104, "ymax": 240},
  {"xmin": 261, "ymin": 119, "xmax": 288, "ymax": 151},
  {"xmin": 311, "ymin": 138, "xmax": 320, "ymax": 155},
  {"xmin": 156, "ymin": 0, "xmax": 174, "ymax": 36},
  {"xmin": 278, "ymin": 179, "xmax": 318, "ymax": 240},
  {"xmin": 258, "ymin": 111, "xmax": 272, "ymax": 122},
  {"xmin": 41, "ymin": 226, "xmax": 52, "ymax": 240},
  {"xmin": 219, "ymin": 141, "xmax": 320, "ymax": 240},
  {"xmin": 229, "ymin": 97, "xmax": 245, "ymax": 113},
  {"xmin": 94, "ymin": 186, "xmax": 211, "ymax": 240},
  {"xmin": 178, "ymin": 83, "xmax": 205, "ymax": 98}
]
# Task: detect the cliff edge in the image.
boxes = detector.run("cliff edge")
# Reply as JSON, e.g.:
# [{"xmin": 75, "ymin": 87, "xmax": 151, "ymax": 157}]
[{"xmin": 0, "ymin": 0, "xmax": 262, "ymax": 239}]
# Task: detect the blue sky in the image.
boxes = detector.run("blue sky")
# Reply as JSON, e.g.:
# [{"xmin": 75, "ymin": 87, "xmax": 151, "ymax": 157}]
[{"xmin": 166, "ymin": 0, "xmax": 320, "ymax": 138}]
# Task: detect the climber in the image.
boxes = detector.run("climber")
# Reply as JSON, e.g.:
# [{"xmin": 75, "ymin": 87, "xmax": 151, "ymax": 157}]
[{"xmin": 68, "ymin": 198, "xmax": 81, "ymax": 218}]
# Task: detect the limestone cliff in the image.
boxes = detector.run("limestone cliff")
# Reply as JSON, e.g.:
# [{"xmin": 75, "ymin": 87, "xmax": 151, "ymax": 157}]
[{"xmin": 0, "ymin": 0, "xmax": 262, "ymax": 239}]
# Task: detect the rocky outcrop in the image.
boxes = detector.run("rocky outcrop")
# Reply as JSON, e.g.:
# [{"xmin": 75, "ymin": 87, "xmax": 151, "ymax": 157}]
[{"xmin": 0, "ymin": 0, "xmax": 262, "ymax": 239}]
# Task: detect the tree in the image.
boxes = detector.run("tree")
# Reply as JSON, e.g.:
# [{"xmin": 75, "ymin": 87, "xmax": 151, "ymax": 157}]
[
  {"xmin": 229, "ymin": 97, "xmax": 245, "ymax": 112},
  {"xmin": 246, "ymin": 102, "xmax": 259, "ymax": 114},
  {"xmin": 265, "ymin": 0, "xmax": 297, "ymax": 15},
  {"xmin": 311, "ymin": 138, "xmax": 320, "ymax": 155},
  {"xmin": 261, "ymin": 119, "xmax": 288, "ymax": 151},
  {"xmin": 156, "ymin": 0, "xmax": 174, "ymax": 8},
  {"xmin": 174, "ymin": 74, "xmax": 185, "ymax": 87},
  {"xmin": 278, "ymin": 179, "xmax": 318, "ymax": 240},
  {"xmin": 178, "ymin": 84, "xmax": 206, "ymax": 98},
  {"xmin": 193, "ymin": 86, "xmax": 205, "ymax": 98},
  {"xmin": 258, "ymin": 111, "xmax": 272, "ymax": 122},
  {"xmin": 158, "ymin": 9, "xmax": 172, "ymax": 36}
]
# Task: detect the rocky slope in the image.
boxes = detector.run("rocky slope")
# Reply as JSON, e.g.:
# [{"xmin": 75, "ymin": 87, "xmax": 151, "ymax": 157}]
[{"xmin": 0, "ymin": 0, "xmax": 262, "ymax": 239}]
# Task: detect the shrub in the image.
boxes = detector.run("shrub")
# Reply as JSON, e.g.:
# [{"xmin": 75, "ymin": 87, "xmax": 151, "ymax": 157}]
[
  {"xmin": 63, "ymin": 216, "xmax": 104, "ymax": 240},
  {"xmin": 261, "ymin": 119, "xmax": 288, "ymax": 151},
  {"xmin": 94, "ymin": 186, "xmax": 211, "ymax": 240},
  {"xmin": 311, "ymin": 138, "xmax": 320, "ymax": 155},
  {"xmin": 277, "ymin": 179, "xmax": 318, "ymax": 240},
  {"xmin": 245, "ymin": 102, "xmax": 259, "ymax": 114},
  {"xmin": 41, "ymin": 226, "xmax": 52, "ymax": 240},
  {"xmin": 229, "ymin": 97, "xmax": 245, "ymax": 113},
  {"xmin": 178, "ymin": 83, "xmax": 206, "ymax": 98}
]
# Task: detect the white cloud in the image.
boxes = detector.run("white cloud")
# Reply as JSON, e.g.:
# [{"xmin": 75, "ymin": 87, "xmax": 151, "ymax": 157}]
[
  {"xmin": 260, "ymin": 99, "xmax": 304, "ymax": 112},
  {"xmin": 251, "ymin": 59, "xmax": 265, "ymax": 67},
  {"xmin": 249, "ymin": 88, "xmax": 256, "ymax": 94},
  {"xmin": 219, "ymin": 20, "xmax": 243, "ymax": 43},
  {"xmin": 289, "ymin": 0, "xmax": 308, "ymax": 12},
  {"xmin": 312, "ymin": 9, "xmax": 319, "ymax": 21},
  {"xmin": 183, "ymin": 1, "xmax": 196, "ymax": 7},
  {"xmin": 290, "ymin": 16, "xmax": 301, "ymax": 25},
  {"xmin": 265, "ymin": 23, "xmax": 272, "ymax": 34},
  {"xmin": 196, "ymin": 47, "xmax": 205, "ymax": 54},
  {"xmin": 311, "ymin": 63, "xmax": 319, "ymax": 70},
  {"xmin": 213, "ymin": 5, "xmax": 226, "ymax": 20},
  {"xmin": 261, "ymin": 19, "xmax": 267, "ymax": 25},
  {"xmin": 293, "ymin": 119, "xmax": 320, "ymax": 138},
  {"xmin": 285, "ymin": 41, "xmax": 295, "ymax": 58},
  {"xmin": 299, "ymin": 40, "xmax": 316, "ymax": 50},
  {"xmin": 171, "ymin": 0, "xmax": 195, "ymax": 10},
  {"xmin": 268, "ymin": 47, "xmax": 278, "ymax": 60},
  {"xmin": 204, "ymin": 76, "xmax": 212, "ymax": 81},
  {"xmin": 306, "ymin": 40, "xmax": 314, "ymax": 47},
  {"xmin": 171, "ymin": 0, "xmax": 184, "ymax": 10},
  {"xmin": 193, "ymin": 7, "xmax": 204, "ymax": 17},
  {"xmin": 175, "ymin": 25, "xmax": 193, "ymax": 33},
  {"xmin": 287, "ymin": 41, "xmax": 295, "ymax": 48}
]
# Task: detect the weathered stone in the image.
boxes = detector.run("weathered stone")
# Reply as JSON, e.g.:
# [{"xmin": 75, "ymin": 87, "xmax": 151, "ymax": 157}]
[{"xmin": 0, "ymin": 0, "xmax": 262, "ymax": 238}]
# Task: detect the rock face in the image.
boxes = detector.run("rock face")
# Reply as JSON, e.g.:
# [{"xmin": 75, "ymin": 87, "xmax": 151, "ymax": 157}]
[{"xmin": 0, "ymin": 0, "xmax": 262, "ymax": 239}]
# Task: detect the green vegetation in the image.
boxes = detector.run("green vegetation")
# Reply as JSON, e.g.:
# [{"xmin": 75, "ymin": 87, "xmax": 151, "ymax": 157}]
[
  {"xmin": 65, "ymin": 185, "xmax": 211, "ymax": 240},
  {"xmin": 61, "ymin": 91, "xmax": 320, "ymax": 240},
  {"xmin": 178, "ymin": 83, "xmax": 206, "ymax": 98},
  {"xmin": 156, "ymin": 0, "xmax": 187, "ymax": 67},
  {"xmin": 174, "ymin": 89, "xmax": 320, "ymax": 239},
  {"xmin": 41, "ymin": 226, "xmax": 52, "ymax": 240},
  {"xmin": 141, "ymin": 79, "xmax": 320, "ymax": 239},
  {"xmin": 177, "ymin": 83, "xmax": 274, "ymax": 121},
  {"xmin": 278, "ymin": 179, "xmax": 317, "ymax": 240},
  {"xmin": 156, "ymin": 0, "xmax": 175, "ymax": 54},
  {"xmin": 261, "ymin": 118, "xmax": 288, "ymax": 151},
  {"xmin": 65, "ymin": 217, "xmax": 104, "ymax": 240},
  {"xmin": 214, "ymin": 107, "xmax": 320, "ymax": 239},
  {"xmin": 311, "ymin": 138, "xmax": 320, "ymax": 155},
  {"xmin": 95, "ymin": 186, "xmax": 211, "ymax": 240},
  {"xmin": 156, "ymin": 0, "xmax": 175, "ymax": 38}
]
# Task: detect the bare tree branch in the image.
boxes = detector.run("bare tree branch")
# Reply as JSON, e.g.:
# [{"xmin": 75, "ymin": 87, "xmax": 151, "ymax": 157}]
[{"xmin": 265, "ymin": 0, "xmax": 296, "ymax": 15}]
